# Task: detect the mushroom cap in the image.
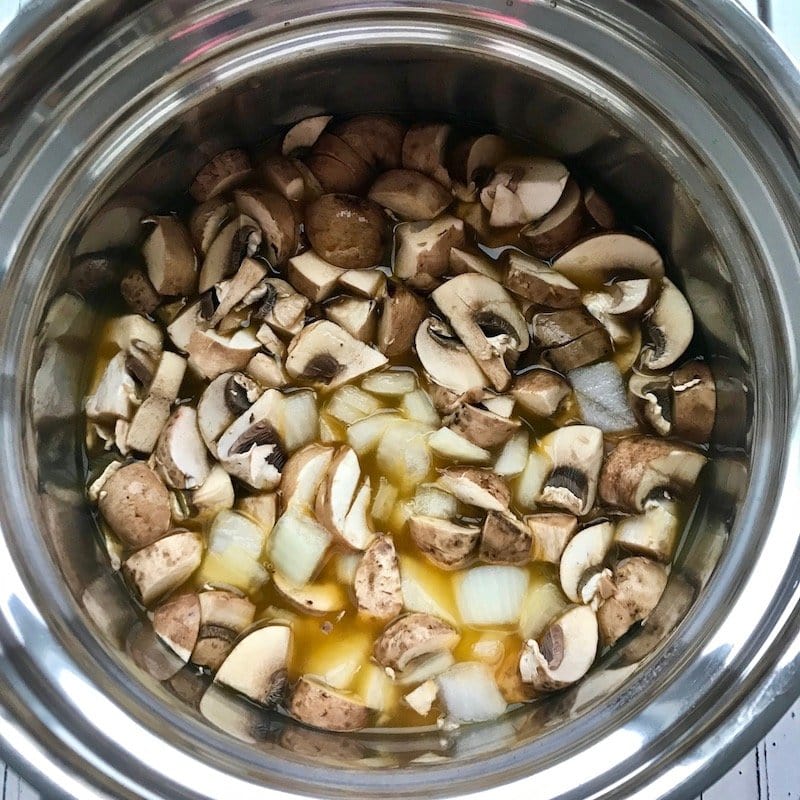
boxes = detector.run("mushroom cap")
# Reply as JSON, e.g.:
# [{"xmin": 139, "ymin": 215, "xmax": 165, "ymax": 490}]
[
  {"xmin": 671, "ymin": 359, "xmax": 716, "ymax": 443},
  {"xmin": 190, "ymin": 149, "xmax": 252, "ymax": 202},
  {"xmin": 368, "ymin": 169, "xmax": 452, "ymax": 220},
  {"xmin": 306, "ymin": 133, "xmax": 373, "ymax": 195},
  {"xmin": 142, "ymin": 215, "xmax": 198, "ymax": 297},
  {"xmin": 641, "ymin": 279, "xmax": 694, "ymax": 370},
  {"xmin": 153, "ymin": 592, "xmax": 201, "ymax": 662},
  {"xmin": 559, "ymin": 520, "xmax": 615, "ymax": 602},
  {"xmin": 282, "ymin": 115, "xmax": 332, "ymax": 156},
  {"xmin": 188, "ymin": 197, "xmax": 233, "ymax": 256},
  {"xmin": 522, "ymin": 178, "xmax": 585, "ymax": 259},
  {"xmin": 154, "ymin": 406, "xmax": 211, "ymax": 490},
  {"xmin": 445, "ymin": 401, "xmax": 521, "ymax": 449},
  {"xmin": 334, "ymin": 114, "xmax": 406, "ymax": 170},
  {"xmin": 288, "ymin": 676, "xmax": 370, "ymax": 732},
  {"xmin": 288, "ymin": 250, "xmax": 345, "ymax": 303},
  {"xmin": 525, "ymin": 512, "xmax": 578, "ymax": 564},
  {"xmin": 198, "ymin": 214, "xmax": 261, "ymax": 294},
  {"xmin": 272, "ymin": 573, "xmax": 347, "ymax": 616},
  {"xmin": 197, "ymin": 372, "xmax": 239, "ymax": 456},
  {"xmin": 393, "ymin": 216, "xmax": 466, "ymax": 291},
  {"xmin": 614, "ymin": 499, "xmax": 682, "ymax": 562},
  {"xmin": 504, "ymin": 251, "xmax": 581, "ymax": 308},
  {"xmin": 233, "ymin": 188, "xmax": 298, "ymax": 266},
  {"xmin": 280, "ymin": 443, "xmax": 336, "ymax": 512},
  {"xmin": 415, "ymin": 317, "xmax": 487, "ymax": 395},
  {"xmin": 402, "ymin": 122, "xmax": 452, "ymax": 188},
  {"xmin": 376, "ymin": 281, "xmax": 427, "ymax": 358},
  {"xmin": 314, "ymin": 445, "xmax": 363, "ymax": 545},
  {"xmin": 437, "ymin": 467, "xmax": 511, "ymax": 511},
  {"xmin": 373, "ymin": 612, "xmax": 460, "ymax": 672},
  {"xmin": 512, "ymin": 369, "xmax": 571, "ymax": 418},
  {"xmin": 186, "ymin": 328, "xmax": 261, "ymax": 381},
  {"xmin": 479, "ymin": 511, "xmax": 533, "ymax": 566},
  {"xmin": 408, "ymin": 515, "xmax": 481, "ymax": 570},
  {"xmin": 98, "ymin": 462, "xmax": 171, "ymax": 548},
  {"xmin": 354, "ymin": 536, "xmax": 403, "ymax": 620}
]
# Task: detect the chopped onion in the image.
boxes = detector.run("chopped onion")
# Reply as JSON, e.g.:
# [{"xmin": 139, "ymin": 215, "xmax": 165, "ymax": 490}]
[
  {"xmin": 514, "ymin": 449, "xmax": 550, "ymax": 510},
  {"xmin": 283, "ymin": 390, "xmax": 319, "ymax": 451},
  {"xmin": 209, "ymin": 510, "xmax": 266, "ymax": 558},
  {"xmin": 494, "ymin": 429, "xmax": 530, "ymax": 477},
  {"xmin": 399, "ymin": 555, "xmax": 458, "ymax": 624},
  {"xmin": 436, "ymin": 662, "xmax": 507, "ymax": 724},
  {"xmin": 362, "ymin": 370, "xmax": 417, "ymax": 396},
  {"xmin": 267, "ymin": 509, "xmax": 331, "ymax": 585},
  {"xmin": 568, "ymin": 362, "xmax": 636, "ymax": 433},
  {"xmin": 414, "ymin": 484, "xmax": 458, "ymax": 519},
  {"xmin": 303, "ymin": 631, "xmax": 372, "ymax": 690},
  {"xmin": 396, "ymin": 650, "xmax": 455, "ymax": 686},
  {"xmin": 196, "ymin": 547, "xmax": 269, "ymax": 595},
  {"xmin": 319, "ymin": 413, "xmax": 344, "ymax": 444},
  {"xmin": 347, "ymin": 411, "xmax": 402, "ymax": 455},
  {"xmin": 371, "ymin": 477, "xmax": 399, "ymax": 524},
  {"xmin": 327, "ymin": 385, "xmax": 383, "ymax": 425},
  {"xmin": 518, "ymin": 575, "xmax": 569, "ymax": 640},
  {"xmin": 401, "ymin": 389, "xmax": 441, "ymax": 427},
  {"xmin": 455, "ymin": 566, "xmax": 529, "ymax": 627},
  {"xmin": 359, "ymin": 664, "xmax": 400, "ymax": 712},
  {"xmin": 471, "ymin": 637, "xmax": 505, "ymax": 666},
  {"xmin": 377, "ymin": 420, "xmax": 433, "ymax": 492},
  {"xmin": 428, "ymin": 427, "xmax": 491, "ymax": 464},
  {"xmin": 335, "ymin": 552, "xmax": 362, "ymax": 585},
  {"xmin": 404, "ymin": 680, "xmax": 438, "ymax": 716},
  {"xmin": 389, "ymin": 498, "xmax": 415, "ymax": 532}
]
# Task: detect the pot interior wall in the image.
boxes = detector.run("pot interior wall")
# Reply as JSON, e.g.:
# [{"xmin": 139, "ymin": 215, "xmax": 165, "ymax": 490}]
[{"xmin": 29, "ymin": 47, "xmax": 750, "ymax": 771}]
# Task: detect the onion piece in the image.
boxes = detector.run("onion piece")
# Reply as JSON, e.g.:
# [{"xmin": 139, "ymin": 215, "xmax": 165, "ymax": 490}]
[
  {"xmin": 399, "ymin": 555, "xmax": 459, "ymax": 625},
  {"xmin": 303, "ymin": 631, "xmax": 372, "ymax": 690},
  {"xmin": 358, "ymin": 664, "xmax": 400, "ymax": 713},
  {"xmin": 515, "ymin": 450, "xmax": 550, "ymax": 510},
  {"xmin": 267, "ymin": 509, "xmax": 332, "ymax": 585},
  {"xmin": 494, "ymin": 429, "xmax": 530, "ymax": 477},
  {"xmin": 428, "ymin": 428, "xmax": 491, "ymax": 464},
  {"xmin": 414, "ymin": 485, "xmax": 458, "ymax": 519},
  {"xmin": 197, "ymin": 547, "xmax": 269, "ymax": 594},
  {"xmin": 568, "ymin": 362, "xmax": 636, "ymax": 433},
  {"xmin": 347, "ymin": 412, "xmax": 403, "ymax": 455},
  {"xmin": 371, "ymin": 477, "xmax": 399, "ymax": 524},
  {"xmin": 327, "ymin": 385, "xmax": 383, "ymax": 425},
  {"xmin": 396, "ymin": 650, "xmax": 455, "ymax": 686},
  {"xmin": 519, "ymin": 573, "xmax": 570, "ymax": 640},
  {"xmin": 455, "ymin": 566, "xmax": 529, "ymax": 627},
  {"xmin": 283, "ymin": 390, "xmax": 320, "ymax": 452},
  {"xmin": 335, "ymin": 552, "xmax": 362, "ymax": 585},
  {"xmin": 376, "ymin": 420, "xmax": 433, "ymax": 492},
  {"xmin": 362, "ymin": 370, "xmax": 417, "ymax": 396},
  {"xmin": 208, "ymin": 510, "xmax": 267, "ymax": 559},
  {"xmin": 436, "ymin": 662, "xmax": 507, "ymax": 724},
  {"xmin": 401, "ymin": 389, "xmax": 441, "ymax": 427}
]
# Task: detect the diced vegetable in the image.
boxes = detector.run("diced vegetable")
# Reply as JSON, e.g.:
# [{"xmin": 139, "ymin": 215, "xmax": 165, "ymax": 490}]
[
  {"xmin": 428, "ymin": 428, "xmax": 491, "ymax": 464},
  {"xmin": 376, "ymin": 420, "xmax": 433, "ymax": 492},
  {"xmin": 514, "ymin": 449, "xmax": 550, "ymax": 510},
  {"xmin": 362, "ymin": 370, "xmax": 417, "ymax": 396},
  {"xmin": 196, "ymin": 547, "xmax": 269, "ymax": 594},
  {"xmin": 494, "ymin": 429, "xmax": 530, "ymax": 477},
  {"xmin": 335, "ymin": 552, "xmax": 362, "ymax": 585},
  {"xmin": 404, "ymin": 680, "xmax": 438, "ymax": 716},
  {"xmin": 399, "ymin": 555, "xmax": 459, "ymax": 625},
  {"xmin": 283, "ymin": 390, "xmax": 320, "ymax": 451},
  {"xmin": 327, "ymin": 385, "xmax": 383, "ymax": 425},
  {"xmin": 347, "ymin": 411, "xmax": 403, "ymax": 455},
  {"xmin": 396, "ymin": 651, "xmax": 456, "ymax": 686},
  {"xmin": 371, "ymin": 477, "xmax": 399, "ymax": 524},
  {"xmin": 302, "ymin": 632, "xmax": 372, "ymax": 690},
  {"xmin": 401, "ymin": 389, "xmax": 440, "ymax": 427},
  {"xmin": 436, "ymin": 662, "xmax": 507, "ymax": 724},
  {"xmin": 208, "ymin": 510, "xmax": 267, "ymax": 559},
  {"xmin": 413, "ymin": 484, "xmax": 458, "ymax": 519},
  {"xmin": 518, "ymin": 575, "xmax": 570, "ymax": 640},
  {"xmin": 455, "ymin": 566, "xmax": 529, "ymax": 627},
  {"xmin": 359, "ymin": 664, "xmax": 400, "ymax": 712},
  {"xmin": 267, "ymin": 509, "xmax": 332, "ymax": 585}
]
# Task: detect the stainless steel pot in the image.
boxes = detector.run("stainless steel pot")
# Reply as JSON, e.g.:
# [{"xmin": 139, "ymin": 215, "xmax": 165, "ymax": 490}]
[{"xmin": 1, "ymin": 1, "xmax": 799, "ymax": 798}]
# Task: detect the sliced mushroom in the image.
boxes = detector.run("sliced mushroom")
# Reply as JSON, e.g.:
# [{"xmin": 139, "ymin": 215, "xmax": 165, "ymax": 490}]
[
  {"xmin": 288, "ymin": 676, "xmax": 370, "ymax": 732},
  {"xmin": 583, "ymin": 186, "xmax": 617, "ymax": 229},
  {"xmin": 282, "ymin": 115, "xmax": 332, "ymax": 156},
  {"xmin": 75, "ymin": 199, "xmax": 146, "ymax": 257},
  {"xmin": 234, "ymin": 188, "xmax": 298, "ymax": 266},
  {"xmin": 304, "ymin": 193, "xmax": 386, "ymax": 270},
  {"xmin": 325, "ymin": 296, "xmax": 377, "ymax": 342},
  {"xmin": 123, "ymin": 530, "xmax": 203, "ymax": 606},
  {"xmin": 190, "ymin": 464, "xmax": 236, "ymax": 518},
  {"xmin": 445, "ymin": 401, "xmax": 521, "ymax": 449},
  {"xmin": 408, "ymin": 516, "xmax": 481, "ymax": 570},
  {"xmin": 519, "ymin": 604, "xmax": 598, "ymax": 691},
  {"xmin": 186, "ymin": 328, "xmax": 261, "ymax": 381},
  {"xmin": 192, "ymin": 590, "xmax": 257, "ymax": 670},
  {"xmin": 251, "ymin": 278, "xmax": 310, "ymax": 338},
  {"xmin": 98, "ymin": 462, "xmax": 171, "ymax": 548},
  {"xmin": 120, "ymin": 268, "xmax": 161, "ymax": 315},
  {"xmin": 199, "ymin": 214, "xmax": 261, "ymax": 293},
  {"xmin": 531, "ymin": 308, "xmax": 612, "ymax": 372},
  {"xmin": 448, "ymin": 133, "xmax": 508, "ymax": 190},
  {"xmin": 153, "ymin": 593, "xmax": 201, "ymax": 662},
  {"xmin": 597, "ymin": 557, "xmax": 668, "ymax": 646},
  {"xmin": 522, "ymin": 178, "xmax": 585, "ymax": 258},
  {"xmin": 354, "ymin": 536, "xmax": 403, "ymax": 620},
  {"xmin": 197, "ymin": 373, "xmax": 238, "ymax": 456},
  {"xmin": 142, "ymin": 216, "xmax": 198, "ymax": 297},
  {"xmin": 598, "ymin": 436, "xmax": 707, "ymax": 512},
  {"xmin": 291, "ymin": 157, "xmax": 325, "ymax": 201},
  {"xmin": 273, "ymin": 573, "xmax": 347, "ymax": 616},
  {"xmin": 559, "ymin": 520, "xmax": 615, "ymax": 602},
  {"xmin": 190, "ymin": 149, "xmax": 252, "ymax": 202},
  {"xmin": 166, "ymin": 300, "xmax": 207, "ymax": 353},
  {"xmin": 512, "ymin": 369, "xmax": 571, "ymax": 418},
  {"xmin": 314, "ymin": 446, "xmax": 363, "ymax": 546},
  {"xmin": 246, "ymin": 352, "xmax": 289, "ymax": 389},
  {"xmin": 373, "ymin": 613, "xmax": 460, "ymax": 672},
  {"xmin": 287, "ymin": 250, "xmax": 345, "ymax": 302},
  {"xmin": 261, "ymin": 155, "xmax": 306, "ymax": 201},
  {"xmin": 306, "ymin": 133, "xmax": 373, "ymax": 195},
  {"xmin": 538, "ymin": 425, "xmax": 604, "ymax": 516},
  {"xmin": 189, "ymin": 197, "xmax": 234, "ymax": 256},
  {"xmin": 334, "ymin": 115, "xmax": 405, "ymax": 170},
  {"xmin": 342, "ymin": 479, "xmax": 377, "ymax": 551},
  {"xmin": 448, "ymin": 248, "xmax": 505, "ymax": 283},
  {"xmin": 154, "ymin": 406, "xmax": 211, "ymax": 490},
  {"xmin": 552, "ymin": 232, "xmax": 664, "ymax": 285},
  {"xmin": 640, "ymin": 279, "xmax": 695, "ymax": 371},
  {"xmin": 614, "ymin": 499, "xmax": 682, "ymax": 562},
  {"xmin": 280, "ymin": 443, "xmax": 336, "ymax": 512},
  {"xmin": 431, "ymin": 274, "xmax": 529, "ymax": 391},
  {"xmin": 481, "ymin": 157, "xmax": 569, "ymax": 227},
  {"xmin": 415, "ymin": 317, "xmax": 487, "ymax": 395},
  {"xmin": 124, "ymin": 395, "xmax": 172, "ymax": 454},
  {"xmin": 286, "ymin": 320, "xmax": 388, "ymax": 389},
  {"xmin": 629, "ymin": 372, "xmax": 673, "ymax": 436},
  {"xmin": 338, "ymin": 268, "xmax": 387, "ymax": 299},
  {"xmin": 437, "ymin": 467, "xmax": 510, "ymax": 511},
  {"xmin": 84, "ymin": 352, "xmax": 138, "ymax": 422},
  {"xmin": 402, "ymin": 123, "xmax": 452, "ymax": 188},
  {"xmin": 368, "ymin": 169, "xmax": 451, "ymax": 220},
  {"xmin": 671, "ymin": 360, "xmax": 715, "ymax": 443},
  {"xmin": 215, "ymin": 624, "xmax": 291, "ymax": 706},
  {"xmin": 479, "ymin": 511, "xmax": 533, "ymax": 565},
  {"xmin": 209, "ymin": 257, "xmax": 269, "ymax": 326},
  {"xmin": 394, "ymin": 216, "xmax": 466, "ymax": 291},
  {"xmin": 503, "ymin": 251, "xmax": 581, "ymax": 308},
  {"xmin": 526, "ymin": 512, "xmax": 578, "ymax": 564}
]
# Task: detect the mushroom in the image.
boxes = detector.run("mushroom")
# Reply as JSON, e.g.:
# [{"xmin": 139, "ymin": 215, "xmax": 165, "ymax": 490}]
[
  {"xmin": 334, "ymin": 115, "xmax": 406, "ymax": 170},
  {"xmin": 401, "ymin": 123, "xmax": 452, "ymax": 188},
  {"xmin": 583, "ymin": 186, "xmax": 617, "ymax": 229},
  {"xmin": 122, "ymin": 530, "xmax": 203, "ymax": 606},
  {"xmin": 215, "ymin": 624, "xmax": 291, "ymax": 706},
  {"xmin": 639, "ymin": 279, "xmax": 695, "ymax": 371},
  {"xmin": 153, "ymin": 593, "xmax": 201, "ymax": 662},
  {"xmin": 208, "ymin": 257, "xmax": 269, "ymax": 326},
  {"xmin": 671, "ymin": 359, "xmax": 715, "ymax": 443},
  {"xmin": 338, "ymin": 268, "xmax": 387, "ymax": 299},
  {"xmin": 314, "ymin": 446, "xmax": 368, "ymax": 548},
  {"xmin": 373, "ymin": 613, "xmax": 460, "ymax": 671},
  {"xmin": 479, "ymin": 511, "xmax": 533, "ymax": 565},
  {"xmin": 291, "ymin": 157, "xmax": 325, "ymax": 201},
  {"xmin": 445, "ymin": 401, "xmax": 521, "ymax": 449},
  {"xmin": 503, "ymin": 252, "xmax": 581, "ymax": 308},
  {"xmin": 408, "ymin": 516, "xmax": 481, "ymax": 570},
  {"xmin": 186, "ymin": 328, "xmax": 261, "ymax": 381},
  {"xmin": 341, "ymin": 479, "xmax": 377, "ymax": 550},
  {"xmin": 190, "ymin": 464, "xmax": 236, "ymax": 518},
  {"xmin": 98, "ymin": 462, "xmax": 171, "ymax": 548},
  {"xmin": 597, "ymin": 557, "xmax": 668, "ymax": 646},
  {"xmin": 272, "ymin": 573, "xmax": 347, "ymax": 616},
  {"xmin": 325, "ymin": 296, "xmax": 377, "ymax": 342},
  {"xmin": 288, "ymin": 676, "xmax": 370, "ymax": 732},
  {"xmin": 189, "ymin": 197, "xmax": 234, "ymax": 256},
  {"xmin": 427, "ymin": 427, "xmax": 492, "ymax": 465},
  {"xmin": 142, "ymin": 216, "xmax": 198, "ymax": 297},
  {"xmin": 448, "ymin": 134, "xmax": 508, "ymax": 192},
  {"xmin": 305, "ymin": 193, "xmax": 386, "ymax": 270},
  {"xmin": 190, "ymin": 149, "xmax": 252, "ymax": 202},
  {"xmin": 282, "ymin": 115, "xmax": 332, "ymax": 156},
  {"xmin": 394, "ymin": 216, "xmax": 466, "ymax": 291},
  {"xmin": 480, "ymin": 157, "xmax": 569, "ymax": 227},
  {"xmin": 246, "ymin": 352, "xmax": 289, "ymax": 389},
  {"xmin": 280, "ymin": 444, "xmax": 336, "ymax": 512},
  {"xmin": 526, "ymin": 512, "xmax": 578, "ymax": 564},
  {"xmin": 437, "ymin": 467, "xmax": 510, "ymax": 511},
  {"xmin": 166, "ymin": 300, "xmax": 207, "ymax": 353},
  {"xmin": 84, "ymin": 352, "xmax": 138, "ymax": 422},
  {"xmin": 531, "ymin": 308, "xmax": 612, "ymax": 372},
  {"xmin": 538, "ymin": 425, "xmax": 604, "ymax": 516},
  {"xmin": 519, "ymin": 604, "xmax": 598, "ymax": 691},
  {"xmin": 198, "ymin": 214, "xmax": 262, "ymax": 293},
  {"xmin": 286, "ymin": 320, "xmax": 388, "ymax": 389},
  {"xmin": 287, "ymin": 250, "xmax": 345, "ymax": 303},
  {"xmin": 511, "ymin": 369, "xmax": 571, "ymax": 418},
  {"xmin": 233, "ymin": 188, "xmax": 298, "ymax": 266},
  {"xmin": 598, "ymin": 436, "xmax": 707, "ymax": 512},
  {"xmin": 558, "ymin": 520, "xmax": 615, "ymax": 602},
  {"xmin": 124, "ymin": 395, "xmax": 172, "ymax": 454},
  {"xmin": 197, "ymin": 373, "xmax": 239, "ymax": 456},
  {"xmin": 236, "ymin": 492, "xmax": 278, "ymax": 531},
  {"xmin": 431, "ymin": 274, "xmax": 529, "ymax": 391},
  {"xmin": 354, "ymin": 536, "xmax": 403, "ymax": 620},
  {"xmin": 629, "ymin": 372, "xmax": 673, "ymax": 436},
  {"xmin": 154, "ymin": 406, "xmax": 212, "ymax": 490},
  {"xmin": 376, "ymin": 281, "xmax": 427, "ymax": 358},
  {"xmin": 552, "ymin": 232, "xmax": 664, "ymax": 285},
  {"xmin": 614, "ymin": 499, "xmax": 682, "ymax": 562},
  {"xmin": 415, "ymin": 317, "xmax": 487, "ymax": 395},
  {"xmin": 306, "ymin": 133, "xmax": 373, "ymax": 194},
  {"xmin": 260, "ymin": 155, "xmax": 306, "ymax": 201},
  {"xmin": 75, "ymin": 199, "xmax": 146, "ymax": 256},
  {"xmin": 522, "ymin": 178, "xmax": 585, "ymax": 258},
  {"xmin": 120, "ymin": 268, "xmax": 161, "ymax": 315},
  {"xmin": 368, "ymin": 169, "xmax": 451, "ymax": 220},
  {"xmin": 191, "ymin": 590, "xmax": 257, "ymax": 670},
  {"xmin": 448, "ymin": 248, "xmax": 505, "ymax": 284},
  {"xmin": 251, "ymin": 278, "xmax": 310, "ymax": 338}
]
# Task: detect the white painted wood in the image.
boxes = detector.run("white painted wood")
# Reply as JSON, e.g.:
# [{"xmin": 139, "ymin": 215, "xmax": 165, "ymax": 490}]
[{"xmin": 701, "ymin": 750, "xmax": 760, "ymax": 800}]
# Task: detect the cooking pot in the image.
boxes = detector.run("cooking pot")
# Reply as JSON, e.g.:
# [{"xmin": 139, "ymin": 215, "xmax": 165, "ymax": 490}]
[{"xmin": 1, "ymin": 1, "xmax": 799, "ymax": 798}]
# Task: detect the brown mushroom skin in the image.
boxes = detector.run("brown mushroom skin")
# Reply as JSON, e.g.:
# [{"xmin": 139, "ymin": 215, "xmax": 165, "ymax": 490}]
[
  {"xmin": 512, "ymin": 370, "xmax": 571, "ymax": 418},
  {"xmin": 305, "ymin": 194, "xmax": 387, "ymax": 270},
  {"xmin": 368, "ymin": 169, "xmax": 452, "ymax": 220},
  {"xmin": 479, "ymin": 511, "xmax": 532, "ymax": 565},
  {"xmin": 190, "ymin": 149, "xmax": 252, "ymax": 202},
  {"xmin": 408, "ymin": 516, "xmax": 481, "ymax": 570},
  {"xmin": 597, "ymin": 557, "xmax": 668, "ymax": 646},
  {"xmin": 354, "ymin": 536, "xmax": 403, "ymax": 620},
  {"xmin": 446, "ymin": 402, "xmax": 520, "ymax": 449},
  {"xmin": 120, "ymin": 268, "xmax": 160, "ymax": 315},
  {"xmin": 373, "ymin": 612, "xmax": 460, "ymax": 671},
  {"xmin": 333, "ymin": 115, "xmax": 406, "ymax": 170},
  {"xmin": 376, "ymin": 280, "xmax": 427, "ymax": 358},
  {"xmin": 288, "ymin": 677, "xmax": 370, "ymax": 732},
  {"xmin": 153, "ymin": 592, "xmax": 201, "ymax": 661},
  {"xmin": 532, "ymin": 309, "xmax": 612, "ymax": 372},
  {"xmin": 306, "ymin": 133, "xmax": 373, "ymax": 195},
  {"xmin": 98, "ymin": 462, "xmax": 171, "ymax": 549},
  {"xmin": 522, "ymin": 178, "xmax": 586, "ymax": 259},
  {"xmin": 68, "ymin": 254, "xmax": 120, "ymax": 296},
  {"xmin": 526, "ymin": 512, "xmax": 578, "ymax": 564},
  {"xmin": 671, "ymin": 360, "xmax": 716, "ymax": 443}
]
